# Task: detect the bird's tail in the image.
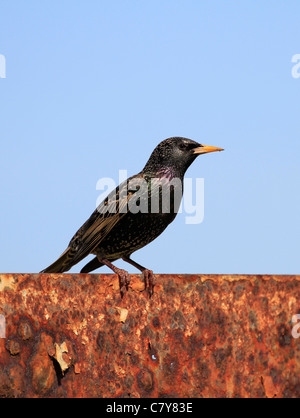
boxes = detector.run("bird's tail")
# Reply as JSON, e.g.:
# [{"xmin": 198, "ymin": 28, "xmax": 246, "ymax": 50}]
[
  {"xmin": 80, "ymin": 256, "xmax": 103, "ymax": 273},
  {"xmin": 40, "ymin": 247, "xmax": 75, "ymax": 273}
]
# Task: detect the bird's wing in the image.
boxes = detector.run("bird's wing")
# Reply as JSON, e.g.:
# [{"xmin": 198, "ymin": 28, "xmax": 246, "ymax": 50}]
[
  {"xmin": 40, "ymin": 174, "xmax": 183, "ymax": 273},
  {"xmin": 67, "ymin": 179, "xmax": 135, "ymax": 264}
]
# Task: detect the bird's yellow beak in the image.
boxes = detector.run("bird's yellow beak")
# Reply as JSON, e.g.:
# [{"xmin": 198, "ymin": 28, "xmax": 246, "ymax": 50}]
[{"xmin": 193, "ymin": 144, "xmax": 224, "ymax": 155}]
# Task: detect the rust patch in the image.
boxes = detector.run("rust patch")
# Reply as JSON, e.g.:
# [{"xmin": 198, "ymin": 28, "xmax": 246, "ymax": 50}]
[{"xmin": 0, "ymin": 273, "xmax": 299, "ymax": 397}]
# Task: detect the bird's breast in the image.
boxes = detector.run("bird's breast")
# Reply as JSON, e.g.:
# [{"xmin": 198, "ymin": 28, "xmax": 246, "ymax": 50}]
[
  {"xmin": 97, "ymin": 210, "xmax": 177, "ymax": 260},
  {"xmin": 93, "ymin": 175, "xmax": 183, "ymax": 259}
]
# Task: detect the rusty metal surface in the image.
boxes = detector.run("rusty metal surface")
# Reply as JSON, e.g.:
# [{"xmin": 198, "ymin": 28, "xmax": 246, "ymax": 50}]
[{"xmin": 0, "ymin": 273, "xmax": 299, "ymax": 398}]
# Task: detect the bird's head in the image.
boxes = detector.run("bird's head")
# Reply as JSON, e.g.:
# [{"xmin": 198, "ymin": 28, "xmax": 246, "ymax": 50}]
[{"xmin": 143, "ymin": 137, "xmax": 224, "ymax": 177}]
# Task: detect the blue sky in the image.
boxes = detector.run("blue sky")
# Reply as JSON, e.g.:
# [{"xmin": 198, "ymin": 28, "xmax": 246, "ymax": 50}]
[{"xmin": 1, "ymin": 1, "xmax": 299, "ymax": 274}]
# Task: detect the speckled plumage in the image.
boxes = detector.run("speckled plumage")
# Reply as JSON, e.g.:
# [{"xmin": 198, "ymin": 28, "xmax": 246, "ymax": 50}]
[{"xmin": 41, "ymin": 137, "xmax": 223, "ymax": 296}]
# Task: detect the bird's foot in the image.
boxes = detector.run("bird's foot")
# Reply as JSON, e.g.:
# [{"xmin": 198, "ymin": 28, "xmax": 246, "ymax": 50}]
[
  {"xmin": 143, "ymin": 269, "xmax": 155, "ymax": 298},
  {"xmin": 117, "ymin": 269, "xmax": 130, "ymax": 298}
]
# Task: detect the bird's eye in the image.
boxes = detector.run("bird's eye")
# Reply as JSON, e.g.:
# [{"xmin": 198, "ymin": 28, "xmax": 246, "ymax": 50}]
[{"xmin": 179, "ymin": 143, "xmax": 187, "ymax": 150}]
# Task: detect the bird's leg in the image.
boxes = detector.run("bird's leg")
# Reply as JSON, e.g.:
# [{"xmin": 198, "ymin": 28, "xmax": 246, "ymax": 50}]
[
  {"xmin": 96, "ymin": 255, "xmax": 130, "ymax": 298},
  {"xmin": 122, "ymin": 256, "xmax": 155, "ymax": 297}
]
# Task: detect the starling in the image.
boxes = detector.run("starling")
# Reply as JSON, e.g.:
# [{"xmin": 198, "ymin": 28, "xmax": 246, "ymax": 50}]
[{"xmin": 41, "ymin": 137, "xmax": 223, "ymax": 296}]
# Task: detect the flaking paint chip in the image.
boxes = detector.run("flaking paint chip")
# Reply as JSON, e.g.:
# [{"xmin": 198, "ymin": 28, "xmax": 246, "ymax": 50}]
[
  {"xmin": 74, "ymin": 363, "xmax": 81, "ymax": 374},
  {"xmin": 54, "ymin": 342, "xmax": 70, "ymax": 374},
  {"xmin": 116, "ymin": 307, "xmax": 128, "ymax": 323}
]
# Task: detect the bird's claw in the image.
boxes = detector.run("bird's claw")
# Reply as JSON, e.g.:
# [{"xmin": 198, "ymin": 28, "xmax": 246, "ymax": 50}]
[
  {"xmin": 143, "ymin": 269, "xmax": 155, "ymax": 298},
  {"xmin": 118, "ymin": 269, "xmax": 130, "ymax": 298}
]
